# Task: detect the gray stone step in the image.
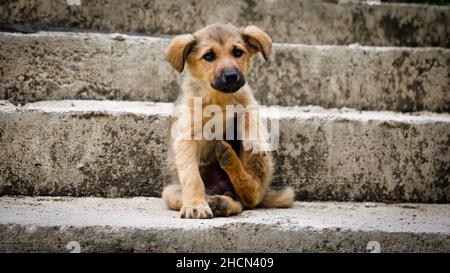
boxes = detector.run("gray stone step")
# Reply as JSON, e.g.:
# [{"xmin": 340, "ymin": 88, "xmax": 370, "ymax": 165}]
[
  {"xmin": 1, "ymin": 32, "xmax": 449, "ymax": 112},
  {"xmin": 1, "ymin": 100, "xmax": 449, "ymax": 202},
  {"xmin": 1, "ymin": 0, "xmax": 449, "ymax": 47},
  {"xmin": 0, "ymin": 196, "xmax": 449, "ymax": 253}
]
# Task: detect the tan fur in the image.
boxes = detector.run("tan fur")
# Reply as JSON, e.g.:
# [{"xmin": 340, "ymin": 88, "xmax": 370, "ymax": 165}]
[
  {"xmin": 261, "ymin": 187, "xmax": 295, "ymax": 208},
  {"xmin": 242, "ymin": 25, "xmax": 272, "ymax": 61},
  {"xmin": 163, "ymin": 23, "xmax": 293, "ymax": 219},
  {"xmin": 165, "ymin": 34, "xmax": 196, "ymax": 73}
]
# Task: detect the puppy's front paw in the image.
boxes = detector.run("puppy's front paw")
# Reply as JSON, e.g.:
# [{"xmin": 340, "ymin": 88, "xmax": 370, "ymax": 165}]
[{"xmin": 180, "ymin": 200, "xmax": 213, "ymax": 219}]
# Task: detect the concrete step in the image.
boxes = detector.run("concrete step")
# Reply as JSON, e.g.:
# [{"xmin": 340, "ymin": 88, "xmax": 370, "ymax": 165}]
[
  {"xmin": 1, "ymin": 0, "xmax": 449, "ymax": 47},
  {"xmin": 1, "ymin": 100, "xmax": 449, "ymax": 202},
  {"xmin": 1, "ymin": 32, "xmax": 449, "ymax": 112},
  {"xmin": 0, "ymin": 196, "xmax": 449, "ymax": 253}
]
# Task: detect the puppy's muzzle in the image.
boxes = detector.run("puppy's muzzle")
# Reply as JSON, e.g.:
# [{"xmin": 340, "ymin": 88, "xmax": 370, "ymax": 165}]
[{"xmin": 211, "ymin": 69, "xmax": 246, "ymax": 93}]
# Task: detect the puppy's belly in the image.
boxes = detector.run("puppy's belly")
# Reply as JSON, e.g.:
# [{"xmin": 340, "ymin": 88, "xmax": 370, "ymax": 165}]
[{"xmin": 200, "ymin": 163, "xmax": 236, "ymax": 199}]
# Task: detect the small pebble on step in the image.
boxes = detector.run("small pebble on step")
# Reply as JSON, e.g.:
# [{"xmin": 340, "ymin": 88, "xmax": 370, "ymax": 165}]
[{"xmin": 111, "ymin": 33, "xmax": 127, "ymax": 41}]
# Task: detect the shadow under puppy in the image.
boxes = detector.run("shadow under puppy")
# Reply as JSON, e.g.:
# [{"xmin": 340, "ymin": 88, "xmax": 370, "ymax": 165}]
[{"xmin": 162, "ymin": 23, "xmax": 294, "ymax": 219}]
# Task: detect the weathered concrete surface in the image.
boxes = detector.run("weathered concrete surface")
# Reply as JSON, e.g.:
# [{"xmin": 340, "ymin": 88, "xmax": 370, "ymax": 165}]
[
  {"xmin": 1, "ymin": 100, "xmax": 449, "ymax": 202},
  {"xmin": 0, "ymin": 100, "xmax": 172, "ymax": 198},
  {"xmin": 0, "ymin": 0, "xmax": 449, "ymax": 47},
  {"xmin": 1, "ymin": 32, "xmax": 449, "ymax": 112},
  {"xmin": 0, "ymin": 197, "xmax": 449, "ymax": 253},
  {"xmin": 0, "ymin": 32, "xmax": 179, "ymax": 104}
]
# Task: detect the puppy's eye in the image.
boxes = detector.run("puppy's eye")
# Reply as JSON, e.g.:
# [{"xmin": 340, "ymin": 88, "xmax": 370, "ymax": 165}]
[
  {"xmin": 232, "ymin": 48, "xmax": 244, "ymax": 58},
  {"xmin": 203, "ymin": 51, "xmax": 216, "ymax": 62}
]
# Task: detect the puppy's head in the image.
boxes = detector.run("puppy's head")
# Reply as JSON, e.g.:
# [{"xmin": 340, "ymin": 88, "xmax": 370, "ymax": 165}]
[{"xmin": 165, "ymin": 23, "xmax": 272, "ymax": 93}]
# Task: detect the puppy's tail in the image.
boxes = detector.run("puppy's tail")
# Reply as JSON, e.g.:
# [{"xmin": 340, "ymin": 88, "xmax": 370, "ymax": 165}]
[{"xmin": 260, "ymin": 186, "xmax": 295, "ymax": 208}]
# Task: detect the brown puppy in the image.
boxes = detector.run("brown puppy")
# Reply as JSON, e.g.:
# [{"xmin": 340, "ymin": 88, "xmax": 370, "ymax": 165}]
[{"xmin": 162, "ymin": 23, "xmax": 294, "ymax": 219}]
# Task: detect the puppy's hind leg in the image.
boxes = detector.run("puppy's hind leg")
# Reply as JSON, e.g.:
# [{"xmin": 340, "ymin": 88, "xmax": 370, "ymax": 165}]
[
  {"xmin": 162, "ymin": 184, "xmax": 183, "ymax": 211},
  {"xmin": 215, "ymin": 141, "xmax": 266, "ymax": 208},
  {"xmin": 207, "ymin": 195, "xmax": 243, "ymax": 217},
  {"xmin": 240, "ymin": 149, "xmax": 294, "ymax": 208}
]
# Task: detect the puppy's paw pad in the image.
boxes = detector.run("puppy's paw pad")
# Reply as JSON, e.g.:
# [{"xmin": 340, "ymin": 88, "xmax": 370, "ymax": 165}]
[
  {"xmin": 208, "ymin": 195, "xmax": 229, "ymax": 217},
  {"xmin": 215, "ymin": 141, "xmax": 233, "ymax": 166}
]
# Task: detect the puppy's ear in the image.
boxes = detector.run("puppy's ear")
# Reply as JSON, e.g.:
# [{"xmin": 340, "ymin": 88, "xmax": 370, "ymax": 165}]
[
  {"xmin": 165, "ymin": 34, "xmax": 196, "ymax": 73},
  {"xmin": 242, "ymin": 25, "xmax": 272, "ymax": 61}
]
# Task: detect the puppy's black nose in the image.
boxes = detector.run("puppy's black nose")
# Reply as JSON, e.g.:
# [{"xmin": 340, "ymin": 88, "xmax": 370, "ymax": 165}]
[
  {"xmin": 223, "ymin": 71, "xmax": 239, "ymax": 84},
  {"xmin": 212, "ymin": 69, "xmax": 245, "ymax": 93}
]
